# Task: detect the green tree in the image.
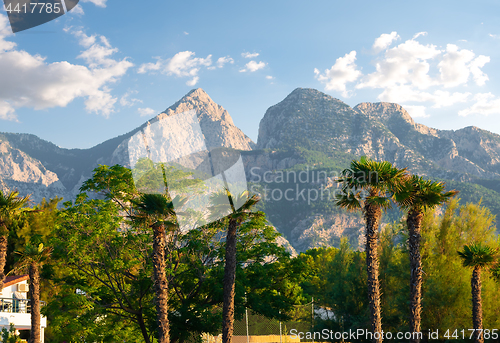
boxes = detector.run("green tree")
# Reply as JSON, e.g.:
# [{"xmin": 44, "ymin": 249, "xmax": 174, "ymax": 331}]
[
  {"xmin": 168, "ymin": 210, "xmax": 304, "ymax": 342},
  {"xmin": 209, "ymin": 190, "xmax": 261, "ymax": 343},
  {"xmin": 80, "ymin": 164, "xmax": 137, "ymax": 216},
  {"xmin": 419, "ymin": 199, "xmax": 500, "ymax": 339},
  {"xmin": 13, "ymin": 241, "xmax": 52, "ymax": 343},
  {"xmin": 0, "ymin": 189, "xmax": 30, "ymax": 290},
  {"xmin": 49, "ymin": 195, "xmax": 154, "ymax": 342},
  {"xmin": 50, "ymin": 163, "xmax": 309, "ymax": 342},
  {"xmin": 335, "ymin": 157, "xmax": 406, "ymax": 342},
  {"xmin": 458, "ymin": 243, "xmax": 497, "ymax": 343},
  {"xmin": 395, "ymin": 175, "xmax": 457, "ymax": 342},
  {"xmin": 298, "ymin": 240, "xmax": 369, "ymax": 334}
]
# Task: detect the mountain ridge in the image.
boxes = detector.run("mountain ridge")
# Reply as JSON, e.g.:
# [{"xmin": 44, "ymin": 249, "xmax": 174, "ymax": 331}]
[{"xmin": 1, "ymin": 87, "xmax": 500, "ymax": 252}]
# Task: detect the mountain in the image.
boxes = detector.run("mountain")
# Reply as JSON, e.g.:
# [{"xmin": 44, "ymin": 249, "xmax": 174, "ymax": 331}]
[
  {"xmin": 249, "ymin": 88, "xmax": 500, "ymax": 251},
  {"xmin": 1, "ymin": 87, "xmax": 499, "ymax": 252},
  {"xmin": 0, "ymin": 89, "xmax": 254, "ymax": 203},
  {"xmin": 257, "ymin": 88, "xmax": 500, "ymax": 180}
]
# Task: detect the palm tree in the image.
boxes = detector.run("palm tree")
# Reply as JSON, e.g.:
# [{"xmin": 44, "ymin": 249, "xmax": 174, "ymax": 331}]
[
  {"xmin": 0, "ymin": 189, "xmax": 31, "ymax": 290},
  {"xmin": 209, "ymin": 190, "xmax": 260, "ymax": 343},
  {"xmin": 458, "ymin": 243, "xmax": 497, "ymax": 343},
  {"xmin": 394, "ymin": 176, "xmax": 457, "ymax": 343},
  {"xmin": 335, "ymin": 157, "xmax": 406, "ymax": 343},
  {"xmin": 13, "ymin": 242, "xmax": 52, "ymax": 343},
  {"xmin": 131, "ymin": 192, "xmax": 184, "ymax": 343}
]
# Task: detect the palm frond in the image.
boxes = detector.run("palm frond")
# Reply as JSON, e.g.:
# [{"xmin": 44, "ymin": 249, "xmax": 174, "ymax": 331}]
[
  {"xmin": 395, "ymin": 175, "xmax": 458, "ymax": 211},
  {"xmin": 458, "ymin": 243, "xmax": 497, "ymax": 268},
  {"xmin": 208, "ymin": 189, "xmax": 260, "ymax": 222},
  {"xmin": 366, "ymin": 195, "xmax": 393, "ymax": 210},
  {"xmin": 335, "ymin": 192, "xmax": 362, "ymax": 211}
]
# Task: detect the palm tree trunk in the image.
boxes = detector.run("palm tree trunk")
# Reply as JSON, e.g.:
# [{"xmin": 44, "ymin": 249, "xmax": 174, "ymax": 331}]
[
  {"xmin": 407, "ymin": 209, "xmax": 424, "ymax": 343},
  {"xmin": 29, "ymin": 263, "xmax": 40, "ymax": 343},
  {"xmin": 222, "ymin": 218, "xmax": 238, "ymax": 343},
  {"xmin": 152, "ymin": 223, "xmax": 170, "ymax": 343},
  {"xmin": 364, "ymin": 195, "xmax": 383, "ymax": 343},
  {"xmin": 0, "ymin": 230, "xmax": 8, "ymax": 290},
  {"xmin": 471, "ymin": 266, "xmax": 484, "ymax": 343}
]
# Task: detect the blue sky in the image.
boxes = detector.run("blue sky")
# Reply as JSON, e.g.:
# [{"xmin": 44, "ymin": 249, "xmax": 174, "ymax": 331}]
[{"xmin": 0, "ymin": 0, "xmax": 500, "ymax": 148}]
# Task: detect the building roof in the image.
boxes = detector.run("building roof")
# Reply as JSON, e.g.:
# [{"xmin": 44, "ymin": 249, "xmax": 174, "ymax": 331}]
[{"xmin": 3, "ymin": 274, "xmax": 29, "ymax": 289}]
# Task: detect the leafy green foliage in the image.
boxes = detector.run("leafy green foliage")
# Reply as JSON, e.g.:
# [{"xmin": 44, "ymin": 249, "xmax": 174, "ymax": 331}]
[
  {"xmin": 47, "ymin": 195, "xmax": 155, "ymax": 342},
  {"xmin": 301, "ymin": 199, "xmax": 500, "ymax": 341},
  {"xmin": 42, "ymin": 164, "xmax": 304, "ymax": 342},
  {"xmin": 1, "ymin": 324, "xmax": 22, "ymax": 343},
  {"xmin": 441, "ymin": 180, "xmax": 500, "ymax": 221}
]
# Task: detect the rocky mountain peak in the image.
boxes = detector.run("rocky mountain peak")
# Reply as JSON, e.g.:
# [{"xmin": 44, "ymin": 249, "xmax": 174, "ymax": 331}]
[
  {"xmin": 257, "ymin": 88, "xmax": 354, "ymax": 150},
  {"xmin": 159, "ymin": 88, "xmax": 229, "ymax": 122},
  {"xmin": 354, "ymin": 102, "xmax": 414, "ymax": 125},
  {"xmin": 109, "ymin": 88, "xmax": 256, "ymax": 168},
  {"xmin": 283, "ymin": 88, "xmax": 348, "ymax": 107},
  {"xmin": 150, "ymin": 88, "xmax": 255, "ymax": 151}
]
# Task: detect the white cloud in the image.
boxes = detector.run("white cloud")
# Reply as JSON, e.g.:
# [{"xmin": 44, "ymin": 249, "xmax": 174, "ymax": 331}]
[
  {"xmin": 372, "ymin": 32, "xmax": 399, "ymax": 52},
  {"xmin": 183, "ymin": 31, "xmax": 189, "ymax": 35},
  {"xmin": 0, "ymin": 15, "xmax": 16, "ymax": 53},
  {"xmin": 489, "ymin": 34, "xmax": 499, "ymax": 39},
  {"xmin": 470, "ymin": 55, "xmax": 490, "ymax": 86},
  {"xmin": 242, "ymin": 52, "xmax": 259, "ymax": 58},
  {"xmin": 377, "ymin": 86, "xmax": 470, "ymax": 108},
  {"xmin": 402, "ymin": 105, "xmax": 429, "ymax": 118},
  {"xmin": 431, "ymin": 90, "xmax": 471, "ymax": 108},
  {"xmin": 314, "ymin": 32, "xmax": 496, "ymax": 118},
  {"xmin": 81, "ymin": 0, "xmax": 107, "ymax": 7},
  {"xmin": 186, "ymin": 77, "xmax": 199, "ymax": 86},
  {"xmin": 314, "ymin": 51, "xmax": 361, "ymax": 97},
  {"xmin": 120, "ymin": 90, "xmax": 142, "ymax": 107},
  {"xmin": 138, "ymin": 51, "xmax": 212, "ymax": 86},
  {"xmin": 357, "ymin": 39, "xmax": 440, "ymax": 90},
  {"xmin": 69, "ymin": 4, "xmax": 84, "ymax": 15},
  {"xmin": 0, "ymin": 101, "xmax": 16, "ymax": 121},
  {"xmin": 70, "ymin": 29, "xmax": 96, "ymax": 47},
  {"xmin": 240, "ymin": 60, "xmax": 266, "ymax": 73},
  {"xmin": 358, "ymin": 35, "xmax": 489, "ymax": 93},
  {"xmin": 438, "ymin": 44, "xmax": 476, "ymax": 87},
  {"xmin": 217, "ymin": 56, "xmax": 234, "ymax": 68},
  {"xmin": 137, "ymin": 58, "xmax": 162, "ymax": 74},
  {"xmin": 458, "ymin": 93, "xmax": 500, "ymax": 117},
  {"xmin": 0, "ymin": 18, "xmax": 133, "ymax": 120},
  {"xmin": 138, "ymin": 107, "xmax": 156, "ymax": 117},
  {"xmin": 413, "ymin": 32, "xmax": 427, "ymax": 39},
  {"xmin": 266, "ymin": 75, "xmax": 274, "ymax": 80}
]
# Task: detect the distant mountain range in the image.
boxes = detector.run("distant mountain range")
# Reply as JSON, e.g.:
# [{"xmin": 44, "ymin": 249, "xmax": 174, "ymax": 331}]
[{"xmin": 1, "ymin": 88, "xmax": 500, "ymax": 252}]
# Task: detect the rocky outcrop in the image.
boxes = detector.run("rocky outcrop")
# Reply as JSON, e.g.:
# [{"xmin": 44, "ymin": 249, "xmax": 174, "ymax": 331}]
[{"xmin": 0, "ymin": 138, "xmax": 67, "ymax": 202}]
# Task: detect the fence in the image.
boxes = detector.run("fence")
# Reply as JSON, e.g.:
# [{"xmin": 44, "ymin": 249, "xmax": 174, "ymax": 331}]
[{"xmin": 203, "ymin": 300, "xmax": 316, "ymax": 343}]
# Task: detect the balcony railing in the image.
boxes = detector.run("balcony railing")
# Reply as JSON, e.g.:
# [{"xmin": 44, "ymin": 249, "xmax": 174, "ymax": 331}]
[{"xmin": 0, "ymin": 298, "xmax": 46, "ymax": 314}]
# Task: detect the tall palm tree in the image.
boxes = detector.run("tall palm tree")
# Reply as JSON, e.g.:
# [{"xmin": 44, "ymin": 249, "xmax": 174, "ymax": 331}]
[
  {"xmin": 14, "ymin": 242, "xmax": 52, "ymax": 343},
  {"xmin": 335, "ymin": 157, "xmax": 406, "ymax": 343},
  {"xmin": 0, "ymin": 189, "xmax": 31, "ymax": 290},
  {"xmin": 458, "ymin": 243, "xmax": 497, "ymax": 343},
  {"xmin": 394, "ymin": 176, "xmax": 457, "ymax": 343},
  {"xmin": 131, "ymin": 192, "xmax": 184, "ymax": 343},
  {"xmin": 209, "ymin": 190, "xmax": 260, "ymax": 343}
]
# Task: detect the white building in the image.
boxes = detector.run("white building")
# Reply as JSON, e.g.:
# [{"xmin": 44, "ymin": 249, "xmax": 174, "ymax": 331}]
[{"xmin": 0, "ymin": 275, "xmax": 47, "ymax": 342}]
